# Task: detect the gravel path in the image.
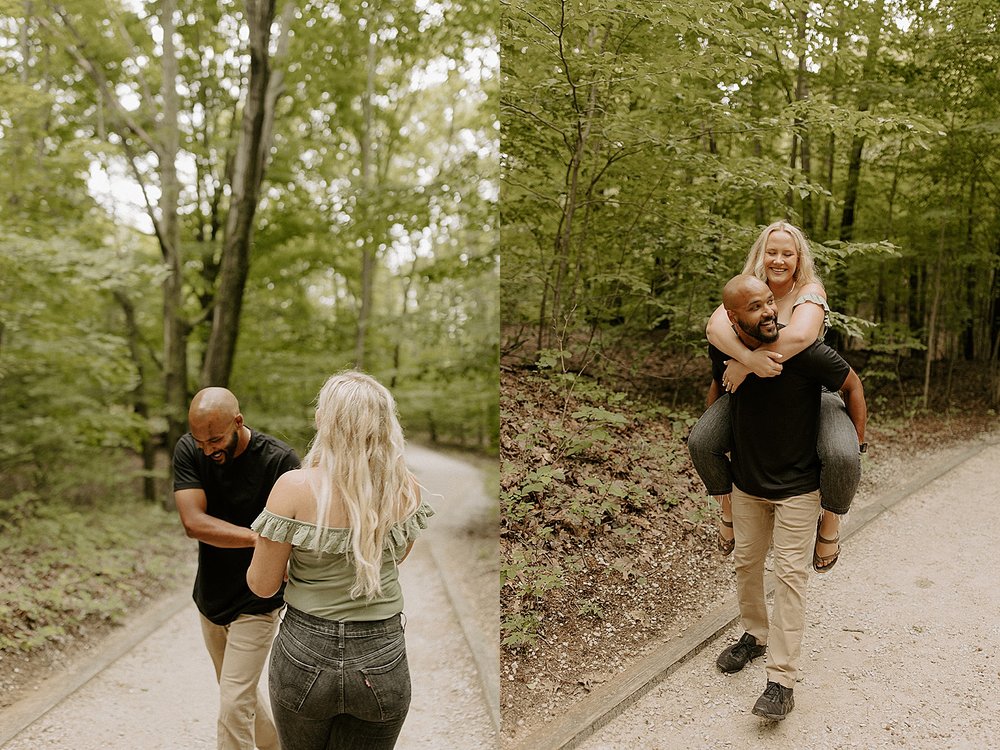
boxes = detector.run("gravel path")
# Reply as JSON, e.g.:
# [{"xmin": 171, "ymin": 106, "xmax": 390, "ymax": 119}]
[
  {"xmin": 577, "ymin": 439, "xmax": 1000, "ymax": 750},
  {"xmin": 1, "ymin": 445, "xmax": 497, "ymax": 749}
]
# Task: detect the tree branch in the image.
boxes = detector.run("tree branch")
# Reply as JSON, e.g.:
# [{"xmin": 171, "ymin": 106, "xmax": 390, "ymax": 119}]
[{"xmin": 42, "ymin": 5, "xmax": 162, "ymax": 156}]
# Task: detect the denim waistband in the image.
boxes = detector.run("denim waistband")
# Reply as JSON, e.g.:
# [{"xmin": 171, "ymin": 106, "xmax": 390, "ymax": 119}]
[{"xmin": 281, "ymin": 605, "xmax": 404, "ymax": 639}]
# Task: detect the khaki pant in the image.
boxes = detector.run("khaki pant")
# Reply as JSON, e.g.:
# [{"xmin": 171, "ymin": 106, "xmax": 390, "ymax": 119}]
[
  {"xmin": 200, "ymin": 609, "xmax": 282, "ymax": 750},
  {"xmin": 732, "ymin": 486, "xmax": 820, "ymax": 689}
]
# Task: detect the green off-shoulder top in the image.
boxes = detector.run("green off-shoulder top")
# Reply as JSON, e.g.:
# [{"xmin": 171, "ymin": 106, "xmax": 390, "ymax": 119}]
[{"xmin": 251, "ymin": 501, "xmax": 434, "ymax": 621}]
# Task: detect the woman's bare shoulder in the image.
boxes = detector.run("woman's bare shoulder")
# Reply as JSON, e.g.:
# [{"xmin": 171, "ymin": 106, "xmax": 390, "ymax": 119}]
[
  {"xmin": 798, "ymin": 281, "xmax": 827, "ymax": 299},
  {"xmin": 268, "ymin": 468, "xmax": 317, "ymax": 518}
]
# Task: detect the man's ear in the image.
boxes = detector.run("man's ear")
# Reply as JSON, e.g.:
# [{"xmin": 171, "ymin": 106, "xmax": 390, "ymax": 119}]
[{"xmin": 725, "ymin": 309, "xmax": 738, "ymax": 327}]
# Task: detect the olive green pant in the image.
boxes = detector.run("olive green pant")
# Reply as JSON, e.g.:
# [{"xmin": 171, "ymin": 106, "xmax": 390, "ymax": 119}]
[
  {"xmin": 732, "ymin": 486, "xmax": 820, "ymax": 689},
  {"xmin": 199, "ymin": 609, "xmax": 281, "ymax": 750}
]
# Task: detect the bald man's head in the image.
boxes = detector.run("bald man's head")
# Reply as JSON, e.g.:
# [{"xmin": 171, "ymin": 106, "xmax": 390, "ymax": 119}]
[
  {"xmin": 190, "ymin": 387, "xmax": 240, "ymax": 420},
  {"xmin": 722, "ymin": 274, "xmax": 769, "ymax": 312},
  {"xmin": 722, "ymin": 274, "xmax": 779, "ymax": 345},
  {"xmin": 188, "ymin": 388, "xmax": 244, "ymax": 464}
]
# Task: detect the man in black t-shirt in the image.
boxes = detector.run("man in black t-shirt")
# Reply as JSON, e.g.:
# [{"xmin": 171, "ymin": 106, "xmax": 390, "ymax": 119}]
[
  {"xmin": 707, "ymin": 275, "xmax": 866, "ymax": 721},
  {"xmin": 173, "ymin": 387, "xmax": 299, "ymax": 750}
]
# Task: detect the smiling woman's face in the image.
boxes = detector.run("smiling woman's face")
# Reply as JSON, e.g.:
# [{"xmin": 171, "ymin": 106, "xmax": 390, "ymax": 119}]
[{"xmin": 763, "ymin": 230, "xmax": 799, "ymax": 288}]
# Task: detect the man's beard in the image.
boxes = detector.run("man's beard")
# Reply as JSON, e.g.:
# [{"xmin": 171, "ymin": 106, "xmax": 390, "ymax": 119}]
[
  {"xmin": 211, "ymin": 430, "xmax": 240, "ymax": 464},
  {"xmin": 737, "ymin": 315, "xmax": 779, "ymax": 344}
]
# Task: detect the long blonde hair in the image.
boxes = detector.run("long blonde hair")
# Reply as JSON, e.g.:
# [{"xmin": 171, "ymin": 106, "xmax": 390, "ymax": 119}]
[
  {"xmin": 303, "ymin": 371, "xmax": 420, "ymax": 599},
  {"xmin": 742, "ymin": 221, "xmax": 822, "ymax": 288}
]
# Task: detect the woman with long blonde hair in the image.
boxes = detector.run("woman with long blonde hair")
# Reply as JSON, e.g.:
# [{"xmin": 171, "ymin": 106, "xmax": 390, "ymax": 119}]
[{"xmin": 247, "ymin": 371, "xmax": 433, "ymax": 750}]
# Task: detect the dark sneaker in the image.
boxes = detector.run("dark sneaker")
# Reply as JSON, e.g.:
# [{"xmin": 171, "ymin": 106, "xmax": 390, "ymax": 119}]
[
  {"xmin": 716, "ymin": 632, "xmax": 766, "ymax": 674},
  {"xmin": 752, "ymin": 680, "xmax": 794, "ymax": 720}
]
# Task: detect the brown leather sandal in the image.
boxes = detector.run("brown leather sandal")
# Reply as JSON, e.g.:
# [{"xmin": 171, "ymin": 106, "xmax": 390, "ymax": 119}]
[
  {"xmin": 718, "ymin": 517, "xmax": 735, "ymax": 555},
  {"xmin": 813, "ymin": 515, "xmax": 840, "ymax": 573}
]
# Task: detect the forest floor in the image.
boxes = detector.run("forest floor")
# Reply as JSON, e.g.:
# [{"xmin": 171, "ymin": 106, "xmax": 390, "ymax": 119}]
[
  {"xmin": 499, "ymin": 358, "xmax": 999, "ymax": 745},
  {"xmin": 0, "ymin": 494, "xmax": 193, "ymax": 712}
]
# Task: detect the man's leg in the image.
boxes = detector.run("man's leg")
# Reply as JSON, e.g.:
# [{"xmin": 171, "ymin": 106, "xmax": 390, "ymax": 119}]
[
  {"xmin": 200, "ymin": 614, "xmax": 228, "ymax": 682},
  {"xmin": 731, "ymin": 486, "xmax": 774, "ymax": 646},
  {"xmin": 766, "ymin": 490, "xmax": 821, "ymax": 689},
  {"xmin": 200, "ymin": 610, "xmax": 281, "ymax": 750}
]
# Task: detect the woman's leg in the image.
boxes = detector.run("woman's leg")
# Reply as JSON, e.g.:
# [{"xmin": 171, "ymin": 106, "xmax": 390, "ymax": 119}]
[
  {"xmin": 687, "ymin": 393, "xmax": 734, "ymax": 496},
  {"xmin": 814, "ymin": 391, "xmax": 861, "ymax": 569},
  {"xmin": 687, "ymin": 394, "xmax": 735, "ymax": 552},
  {"xmin": 816, "ymin": 390, "xmax": 861, "ymax": 514}
]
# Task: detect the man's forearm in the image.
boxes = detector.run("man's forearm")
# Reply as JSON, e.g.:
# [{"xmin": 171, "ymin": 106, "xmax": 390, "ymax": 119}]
[
  {"xmin": 842, "ymin": 387, "xmax": 867, "ymax": 444},
  {"xmin": 183, "ymin": 515, "xmax": 258, "ymax": 548},
  {"xmin": 706, "ymin": 378, "xmax": 722, "ymax": 407}
]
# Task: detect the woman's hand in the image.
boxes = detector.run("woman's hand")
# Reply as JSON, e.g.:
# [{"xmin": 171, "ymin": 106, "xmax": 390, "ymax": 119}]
[
  {"xmin": 722, "ymin": 360, "xmax": 750, "ymax": 393},
  {"xmin": 722, "ymin": 351, "xmax": 783, "ymax": 393},
  {"xmin": 745, "ymin": 349, "xmax": 783, "ymax": 378}
]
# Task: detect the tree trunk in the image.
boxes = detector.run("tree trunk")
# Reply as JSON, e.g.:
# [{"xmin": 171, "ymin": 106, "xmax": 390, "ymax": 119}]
[
  {"xmin": 963, "ymin": 173, "xmax": 979, "ymax": 359},
  {"xmin": 822, "ymin": 27, "xmax": 843, "ymax": 236},
  {"xmin": 19, "ymin": 2, "xmax": 30, "ymax": 83},
  {"xmin": 159, "ymin": 0, "xmax": 188, "ymax": 458},
  {"xmin": 114, "ymin": 291, "xmax": 157, "ymax": 502},
  {"xmin": 839, "ymin": 0, "xmax": 885, "ymax": 243},
  {"xmin": 391, "ymin": 258, "xmax": 420, "ymax": 388},
  {"xmin": 550, "ymin": 19, "xmax": 604, "ymax": 346},
  {"xmin": 923, "ymin": 223, "xmax": 946, "ymax": 409},
  {"xmin": 753, "ymin": 135, "xmax": 765, "ymax": 225},
  {"xmin": 355, "ymin": 10, "xmax": 379, "ymax": 370},
  {"xmin": 201, "ymin": 0, "xmax": 285, "ymax": 387},
  {"xmin": 795, "ymin": 9, "xmax": 813, "ymax": 234}
]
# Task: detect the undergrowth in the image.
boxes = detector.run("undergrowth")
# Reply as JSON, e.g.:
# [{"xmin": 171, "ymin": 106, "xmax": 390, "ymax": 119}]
[
  {"xmin": 0, "ymin": 492, "xmax": 192, "ymax": 655},
  {"xmin": 500, "ymin": 361, "xmax": 704, "ymax": 650}
]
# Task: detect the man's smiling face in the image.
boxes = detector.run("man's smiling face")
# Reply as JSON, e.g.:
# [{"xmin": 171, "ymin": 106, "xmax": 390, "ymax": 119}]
[{"xmin": 730, "ymin": 279, "xmax": 779, "ymax": 344}]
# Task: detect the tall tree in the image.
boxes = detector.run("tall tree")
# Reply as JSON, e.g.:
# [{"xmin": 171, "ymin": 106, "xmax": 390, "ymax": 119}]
[
  {"xmin": 201, "ymin": 0, "xmax": 288, "ymax": 387},
  {"xmin": 34, "ymin": 0, "xmax": 295, "ymax": 450}
]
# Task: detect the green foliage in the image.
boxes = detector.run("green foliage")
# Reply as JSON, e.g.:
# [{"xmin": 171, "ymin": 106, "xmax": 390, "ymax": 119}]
[
  {"xmin": 2, "ymin": 0, "xmax": 498, "ymax": 505},
  {"xmin": 575, "ymin": 599, "xmax": 605, "ymax": 620},
  {"xmin": 827, "ymin": 310, "xmax": 878, "ymax": 342},
  {"xmin": 500, "ymin": 611, "xmax": 542, "ymax": 648},
  {"xmin": 227, "ymin": 0, "xmax": 499, "ymax": 451},
  {"xmin": 0, "ymin": 491, "xmax": 192, "ymax": 654},
  {"xmin": 502, "ymin": 0, "xmax": 1000, "ymax": 407},
  {"xmin": 0, "ymin": 225, "xmax": 155, "ymax": 491}
]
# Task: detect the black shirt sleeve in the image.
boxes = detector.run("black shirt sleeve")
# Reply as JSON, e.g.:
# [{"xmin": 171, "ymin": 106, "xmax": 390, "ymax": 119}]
[
  {"xmin": 708, "ymin": 344, "xmax": 728, "ymax": 388},
  {"xmin": 280, "ymin": 448, "xmax": 301, "ymax": 474},
  {"xmin": 172, "ymin": 434, "xmax": 204, "ymax": 490},
  {"xmin": 799, "ymin": 342, "xmax": 851, "ymax": 391}
]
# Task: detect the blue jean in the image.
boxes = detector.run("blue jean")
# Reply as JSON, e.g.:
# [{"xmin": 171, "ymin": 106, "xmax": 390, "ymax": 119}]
[
  {"xmin": 268, "ymin": 606, "xmax": 410, "ymax": 750},
  {"xmin": 687, "ymin": 390, "xmax": 860, "ymax": 514}
]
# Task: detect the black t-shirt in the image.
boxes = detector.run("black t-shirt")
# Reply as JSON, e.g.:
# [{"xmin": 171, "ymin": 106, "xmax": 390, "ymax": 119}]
[
  {"xmin": 710, "ymin": 340, "xmax": 850, "ymax": 500},
  {"xmin": 173, "ymin": 430, "xmax": 300, "ymax": 625}
]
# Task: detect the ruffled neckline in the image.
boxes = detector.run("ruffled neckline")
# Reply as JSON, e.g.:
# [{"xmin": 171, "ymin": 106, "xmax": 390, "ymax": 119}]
[{"xmin": 252, "ymin": 501, "xmax": 434, "ymax": 555}]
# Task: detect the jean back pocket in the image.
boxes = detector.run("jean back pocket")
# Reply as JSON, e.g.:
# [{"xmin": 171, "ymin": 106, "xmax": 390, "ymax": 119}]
[
  {"xmin": 353, "ymin": 642, "xmax": 411, "ymax": 721},
  {"xmin": 269, "ymin": 637, "xmax": 323, "ymax": 713}
]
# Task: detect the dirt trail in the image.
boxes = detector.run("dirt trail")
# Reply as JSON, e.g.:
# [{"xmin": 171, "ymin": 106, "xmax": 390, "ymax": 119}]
[
  {"xmin": 576, "ymin": 439, "xmax": 1000, "ymax": 749},
  {"xmin": 0, "ymin": 445, "xmax": 497, "ymax": 749}
]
